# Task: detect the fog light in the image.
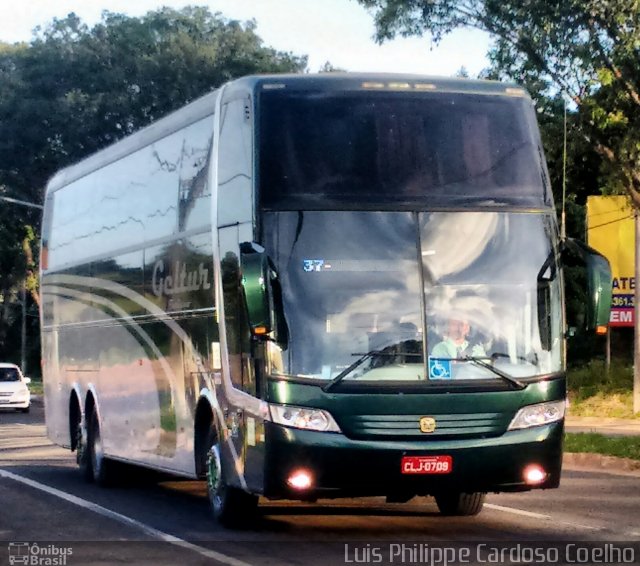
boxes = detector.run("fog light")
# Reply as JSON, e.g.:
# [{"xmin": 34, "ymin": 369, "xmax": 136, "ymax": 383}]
[
  {"xmin": 524, "ymin": 464, "xmax": 546, "ymax": 485},
  {"xmin": 287, "ymin": 469, "xmax": 313, "ymax": 490}
]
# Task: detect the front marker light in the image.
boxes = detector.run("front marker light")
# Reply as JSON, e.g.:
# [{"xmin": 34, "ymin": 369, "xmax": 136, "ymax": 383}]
[
  {"xmin": 269, "ymin": 404, "xmax": 341, "ymax": 433},
  {"xmin": 508, "ymin": 400, "xmax": 566, "ymax": 431}
]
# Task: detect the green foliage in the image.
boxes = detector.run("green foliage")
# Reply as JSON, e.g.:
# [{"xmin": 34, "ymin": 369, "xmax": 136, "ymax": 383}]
[
  {"xmin": 567, "ymin": 361, "xmax": 635, "ymax": 418},
  {"xmin": 526, "ymin": 94, "xmax": 601, "ymax": 208},
  {"xmin": 28, "ymin": 377, "xmax": 43, "ymax": 396},
  {"xmin": 318, "ymin": 61, "xmax": 346, "ymax": 72},
  {"xmin": 357, "ymin": 0, "xmax": 640, "ymax": 207},
  {"xmin": 1, "ymin": 7, "xmax": 306, "ymax": 202},
  {"xmin": 568, "ymin": 360, "xmax": 632, "ymax": 399},
  {"xmin": 565, "ymin": 433, "xmax": 640, "ymax": 460},
  {"xmin": 0, "ymin": 7, "xmax": 307, "ymax": 362}
]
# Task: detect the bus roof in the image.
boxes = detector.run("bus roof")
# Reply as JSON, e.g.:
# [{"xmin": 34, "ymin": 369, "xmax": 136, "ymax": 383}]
[
  {"xmin": 232, "ymin": 72, "xmax": 526, "ymax": 97},
  {"xmin": 44, "ymin": 73, "xmax": 528, "ymax": 196}
]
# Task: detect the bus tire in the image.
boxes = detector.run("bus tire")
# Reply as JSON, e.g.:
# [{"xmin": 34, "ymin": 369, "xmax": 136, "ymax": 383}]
[
  {"xmin": 87, "ymin": 409, "xmax": 117, "ymax": 487},
  {"xmin": 76, "ymin": 420, "xmax": 93, "ymax": 482},
  {"xmin": 435, "ymin": 492, "xmax": 486, "ymax": 516},
  {"xmin": 206, "ymin": 442, "xmax": 258, "ymax": 528}
]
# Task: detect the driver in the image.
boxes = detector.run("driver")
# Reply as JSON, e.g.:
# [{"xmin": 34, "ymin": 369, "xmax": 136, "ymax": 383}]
[{"xmin": 431, "ymin": 318, "xmax": 486, "ymax": 359}]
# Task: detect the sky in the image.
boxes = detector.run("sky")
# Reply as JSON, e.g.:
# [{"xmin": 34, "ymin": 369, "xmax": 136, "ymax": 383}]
[{"xmin": 0, "ymin": 0, "xmax": 492, "ymax": 77}]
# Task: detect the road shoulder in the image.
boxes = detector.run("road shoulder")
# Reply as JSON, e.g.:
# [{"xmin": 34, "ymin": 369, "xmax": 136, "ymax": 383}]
[{"xmin": 564, "ymin": 452, "xmax": 640, "ymax": 477}]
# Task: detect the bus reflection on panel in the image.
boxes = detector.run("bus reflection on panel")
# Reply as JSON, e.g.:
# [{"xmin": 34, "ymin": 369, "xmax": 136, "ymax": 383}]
[{"xmin": 40, "ymin": 74, "xmax": 612, "ymax": 527}]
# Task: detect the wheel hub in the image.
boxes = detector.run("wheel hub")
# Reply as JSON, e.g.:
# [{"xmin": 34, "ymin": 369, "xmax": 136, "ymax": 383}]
[
  {"xmin": 206, "ymin": 444, "xmax": 222, "ymax": 497},
  {"xmin": 76, "ymin": 423, "xmax": 86, "ymax": 466},
  {"xmin": 91, "ymin": 416, "xmax": 104, "ymax": 477}
]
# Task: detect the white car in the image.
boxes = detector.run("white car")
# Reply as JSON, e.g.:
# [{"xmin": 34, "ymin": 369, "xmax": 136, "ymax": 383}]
[{"xmin": 0, "ymin": 363, "xmax": 31, "ymax": 413}]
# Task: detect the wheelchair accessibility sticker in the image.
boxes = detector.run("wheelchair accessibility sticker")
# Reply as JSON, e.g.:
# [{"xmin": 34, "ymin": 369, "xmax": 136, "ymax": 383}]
[{"xmin": 428, "ymin": 357, "xmax": 452, "ymax": 379}]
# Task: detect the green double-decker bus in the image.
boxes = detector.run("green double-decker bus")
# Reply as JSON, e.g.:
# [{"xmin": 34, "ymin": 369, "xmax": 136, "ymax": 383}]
[{"xmin": 41, "ymin": 74, "xmax": 611, "ymax": 526}]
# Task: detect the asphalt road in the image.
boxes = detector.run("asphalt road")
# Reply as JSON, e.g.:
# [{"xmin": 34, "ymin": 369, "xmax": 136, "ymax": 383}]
[{"xmin": 1, "ymin": 404, "xmax": 639, "ymax": 566}]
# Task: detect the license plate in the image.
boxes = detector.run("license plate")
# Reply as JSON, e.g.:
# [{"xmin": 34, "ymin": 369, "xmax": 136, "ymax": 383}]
[{"xmin": 401, "ymin": 455, "xmax": 452, "ymax": 474}]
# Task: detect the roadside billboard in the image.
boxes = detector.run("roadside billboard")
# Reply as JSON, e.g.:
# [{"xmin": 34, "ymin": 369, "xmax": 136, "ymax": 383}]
[{"xmin": 586, "ymin": 195, "xmax": 635, "ymax": 327}]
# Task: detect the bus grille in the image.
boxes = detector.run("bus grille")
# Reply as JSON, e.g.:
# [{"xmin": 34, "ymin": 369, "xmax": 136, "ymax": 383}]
[{"xmin": 338, "ymin": 412, "xmax": 510, "ymax": 440}]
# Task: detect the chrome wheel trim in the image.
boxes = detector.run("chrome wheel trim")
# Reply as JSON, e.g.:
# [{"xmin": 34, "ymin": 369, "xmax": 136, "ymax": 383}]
[
  {"xmin": 76, "ymin": 422, "xmax": 87, "ymax": 466},
  {"xmin": 206, "ymin": 444, "xmax": 222, "ymax": 511},
  {"xmin": 91, "ymin": 415, "xmax": 104, "ymax": 479}
]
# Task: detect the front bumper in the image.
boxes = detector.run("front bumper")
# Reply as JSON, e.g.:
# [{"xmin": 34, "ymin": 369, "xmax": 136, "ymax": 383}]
[
  {"xmin": 264, "ymin": 420, "xmax": 563, "ymax": 499},
  {"xmin": 0, "ymin": 394, "xmax": 30, "ymax": 409}
]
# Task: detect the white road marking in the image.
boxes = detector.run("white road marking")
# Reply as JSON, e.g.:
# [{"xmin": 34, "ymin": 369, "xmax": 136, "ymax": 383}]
[
  {"xmin": 0, "ymin": 468, "xmax": 253, "ymax": 566},
  {"xmin": 486, "ymin": 503, "xmax": 605, "ymax": 532},
  {"xmin": 485, "ymin": 503, "xmax": 550, "ymax": 519},
  {"xmin": 4, "ymin": 465, "xmax": 636, "ymax": 556}
]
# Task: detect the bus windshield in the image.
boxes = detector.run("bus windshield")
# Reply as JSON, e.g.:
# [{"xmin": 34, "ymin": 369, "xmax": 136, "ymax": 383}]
[
  {"xmin": 259, "ymin": 89, "xmax": 550, "ymax": 209},
  {"xmin": 262, "ymin": 211, "xmax": 563, "ymax": 385}
]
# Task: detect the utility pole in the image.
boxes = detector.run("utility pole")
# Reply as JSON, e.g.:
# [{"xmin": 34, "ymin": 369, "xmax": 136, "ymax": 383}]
[
  {"xmin": 634, "ymin": 210, "xmax": 640, "ymax": 414},
  {"xmin": 21, "ymin": 285, "xmax": 27, "ymax": 374}
]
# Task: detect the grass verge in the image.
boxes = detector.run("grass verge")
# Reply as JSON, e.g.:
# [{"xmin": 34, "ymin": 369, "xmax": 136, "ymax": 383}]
[
  {"xmin": 567, "ymin": 361, "xmax": 636, "ymax": 418},
  {"xmin": 565, "ymin": 433, "xmax": 640, "ymax": 461},
  {"xmin": 28, "ymin": 378, "xmax": 43, "ymax": 396}
]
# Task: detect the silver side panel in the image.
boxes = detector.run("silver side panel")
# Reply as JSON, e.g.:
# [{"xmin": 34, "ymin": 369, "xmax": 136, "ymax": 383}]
[{"xmin": 41, "ymin": 95, "xmax": 222, "ymax": 477}]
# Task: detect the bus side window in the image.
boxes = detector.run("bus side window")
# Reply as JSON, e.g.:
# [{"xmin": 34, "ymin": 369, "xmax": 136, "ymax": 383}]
[
  {"xmin": 239, "ymin": 287, "xmax": 257, "ymax": 397},
  {"xmin": 220, "ymin": 246, "xmax": 244, "ymax": 391},
  {"xmin": 218, "ymin": 95, "xmax": 256, "ymax": 395},
  {"xmin": 218, "ymin": 96, "xmax": 253, "ymax": 227},
  {"xmin": 219, "ymin": 244, "xmax": 257, "ymax": 396}
]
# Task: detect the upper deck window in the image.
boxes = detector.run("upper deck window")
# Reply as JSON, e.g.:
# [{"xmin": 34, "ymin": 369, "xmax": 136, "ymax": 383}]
[{"xmin": 259, "ymin": 89, "xmax": 550, "ymax": 209}]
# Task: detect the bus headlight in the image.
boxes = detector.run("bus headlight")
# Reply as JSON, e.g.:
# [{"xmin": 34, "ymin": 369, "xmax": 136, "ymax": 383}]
[
  {"xmin": 269, "ymin": 404, "xmax": 341, "ymax": 433},
  {"xmin": 508, "ymin": 400, "xmax": 566, "ymax": 430}
]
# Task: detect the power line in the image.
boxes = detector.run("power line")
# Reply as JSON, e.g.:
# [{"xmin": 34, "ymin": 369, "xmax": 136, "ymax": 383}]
[
  {"xmin": 587, "ymin": 208, "xmax": 634, "ymax": 218},
  {"xmin": 587, "ymin": 214, "xmax": 634, "ymax": 230},
  {"xmin": 0, "ymin": 196, "xmax": 43, "ymax": 210}
]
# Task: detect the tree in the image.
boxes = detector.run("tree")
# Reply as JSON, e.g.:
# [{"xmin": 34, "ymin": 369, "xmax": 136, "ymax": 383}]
[
  {"xmin": 1, "ymin": 8, "xmax": 306, "ymax": 207},
  {"xmin": 318, "ymin": 61, "xmax": 346, "ymax": 72},
  {"xmin": 358, "ymin": 0, "xmax": 640, "ymax": 206},
  {"xmin": 0, "ymin": 7, "xmax": 307, "ymax": 368}
]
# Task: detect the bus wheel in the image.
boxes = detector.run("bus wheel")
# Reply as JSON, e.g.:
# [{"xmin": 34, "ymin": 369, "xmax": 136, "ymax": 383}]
[
  {"xmin": 206, "ymin": 443, "xmax": 258, "ymax": 528},
  {"xmin": 76, "ymin": 420, "xmax": 93, "ymax": 482},
  {"xmin": 435, "ymin": 492, "xmax": 486, "ymax": 516},
  {"xmin": 87, "ymin": 410, "xmax": 117, "ymax": 487}
]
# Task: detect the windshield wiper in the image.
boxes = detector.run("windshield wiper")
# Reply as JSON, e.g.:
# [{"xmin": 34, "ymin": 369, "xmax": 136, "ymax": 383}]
[
  {"xmin": 323, "ymin": 350, "xmax": 421, "ymax": 392},
  {"xmin": 490, "ymin": 352, "xmax": 539, "ymax": 366},
  {"xmin": 323, "ymin": 352, "xmax": 525, "ymax": 392},
  {"xmin": 461, "ymin": 356, "xmax": 527, "ymax": 390}
]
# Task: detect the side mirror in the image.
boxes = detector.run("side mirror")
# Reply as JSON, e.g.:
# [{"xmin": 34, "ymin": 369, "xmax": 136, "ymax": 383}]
[
  {"xmin": 239, "ymin": 242, "xmax": 290, "ymax": 348},
  {"xmin": 536, "ymin": 247, "xmax": 559, "ymax": 351},
  {"xmin": 585, "ymin": 250, "xmax": 613, "ymax": 329},
  {"xmin": 562, "ymin": 238, "xmax": 613, "ymax": 332},
  {"xmin": 23, "ymin": 377, "xmax": 31, "ymax": 384},
  {"xmin": 239, "ymin": 242, "xmax": 272, "ymax": 337}
]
